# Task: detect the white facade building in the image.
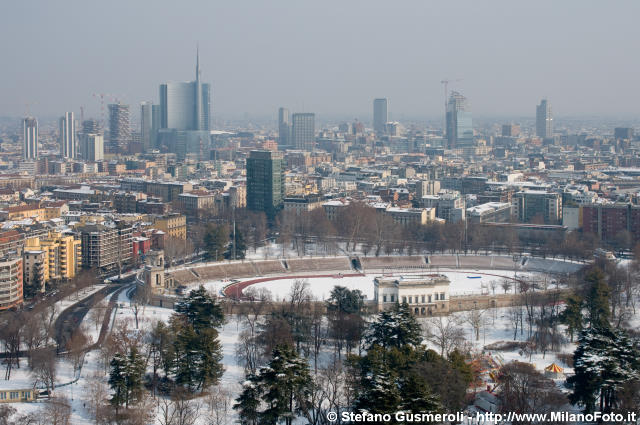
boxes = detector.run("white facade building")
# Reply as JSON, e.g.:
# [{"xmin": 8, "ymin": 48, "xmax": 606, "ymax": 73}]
[{"xmin": 374, "ymin": 274, "xmax": 450, "ymax": 316}]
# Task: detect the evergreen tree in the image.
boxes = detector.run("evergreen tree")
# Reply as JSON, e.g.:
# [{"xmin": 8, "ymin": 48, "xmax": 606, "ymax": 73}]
[
  {"xmin": 364, "ymin": 303, "xmax": 422, "ymax": 349},
  {"xmin": 235, "ymin": 374, "xmax": 261, "ymax": 425},
  {"xmin": 353, "ymin": 345, "xmax": 402, "ymax": 414},
  {"xmin": 174, "ymin": 285, "xmax": 225, "ymax": 330},
  {"xmin": 193, "ymin": 328, "xmax": 224, "ymax": 390},
  {"xmin": 234, "ymin": 345, "xmax": 312, "ymax": 425},
  {"xmin": 225, "ymin": 227, "xmax": 247, "ymax": 260},
  {"xmin": 569, "ymin": 327, "xmax": 640, "ymax": 412},
  {"xmin": 125, "ymin": 347, "xmax": 146, "ymax": 406},
  {"xmin": 559, "ymin": 294, "xmax": 583, "ymax": 342},
  {"xmin": 584, "ymin": 268, "xmax": 610, "ymax": 329},
  {"xmin": 109, "ymin": 353, "xmax": 128, "ymax": 412},
  {"xmin": 448, "ymin": 349, "xmax": 473, "ymax": 386},
  {"xmin": 173, "ymin": 322, "xmax": 198, "ymax": 391},
  {"xmin": 326, "ymin": 286, "xmax": 365, "ymax": 314},
  {"xmin": 204, "ymin": 224, "xmax": 228, "ymax": 261}
]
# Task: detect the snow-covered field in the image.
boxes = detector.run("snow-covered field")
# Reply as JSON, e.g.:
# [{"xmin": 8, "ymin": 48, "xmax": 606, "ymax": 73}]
[{"xmin": 199, "ymin": 269, "xmax": 544, "ymax": 301}]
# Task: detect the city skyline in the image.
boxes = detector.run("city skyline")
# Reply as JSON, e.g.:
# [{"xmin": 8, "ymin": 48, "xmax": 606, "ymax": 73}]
[{"xmin": 2, "ymin": 1, "xmax": 640, "ymax": 119}]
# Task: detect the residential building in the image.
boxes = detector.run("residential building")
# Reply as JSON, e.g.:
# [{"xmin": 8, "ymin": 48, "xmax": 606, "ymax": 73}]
[
  {"xmin": 384, "ymin": 207, "xmax": 435, "ymax": 226},
  {"xmin": 108, "ymin": 104, "xmax": 131, "ymax": 154},
  {"xmin": 0, "ymin": 256, "xmax": 23, "ymax": 310},
  {"xmin": 24, "ymin": 231, "xmax": 82, "ymax": 281},
  {"xmin": 82, "ymin": 134, "xmax": 104, "ymax": 162},
  {"xmin": 23, "ymin": 250, "xmax": 46, "ymax": 294},
  {"xmin": 466, "ymin": 202, "xmax": 513, "ymax": 223},
  {"xmin": 153, "ymin": 214, "xmax": 187, "ymax": 239},
  {"xmin": 513, "ymin": 191, "xmax": 562, "ymax": 224},
  {"xmin": 59, "ymin": 112, "xmax": 76, "ymax": 158},
  {"xmin": 291, "ymin": 113, "xmax": 315, "ymax": 151},
  {"xmin": 374, "ymin": 275, "xmax": 450, "ymax": 315},
  {"xmin": 178, "ymin": 190, "xmax": 215, "ymax": 218},
  {"xmin": 78, "ymin": 223, "xmax": 133, "ymax": 272},
  {"xmin": 246, "ymin": 150, "xmax": 285, "ymax": 219},
  {"xmin": 283, "ymin": 195, "xmax": 324, "ymax": 215}
]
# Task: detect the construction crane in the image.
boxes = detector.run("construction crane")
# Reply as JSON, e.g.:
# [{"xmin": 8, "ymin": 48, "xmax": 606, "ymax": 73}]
[
  {"xmin": 440, "ymin": 78, "xmax": 463, "ymax": 110},
  {"xmin": 440, "ymin": 78, "xmax": 462, "ymax": 137}
]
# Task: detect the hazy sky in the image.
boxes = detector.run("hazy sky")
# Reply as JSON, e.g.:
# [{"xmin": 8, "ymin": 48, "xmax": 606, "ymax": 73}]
[{"xmin": 2, "ymin": 0, "xmax": 639, "ymax": 121}]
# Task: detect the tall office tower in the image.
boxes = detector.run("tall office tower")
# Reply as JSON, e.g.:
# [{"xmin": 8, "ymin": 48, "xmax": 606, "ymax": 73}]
[
  {"xmin": 108, "ymin": 104, "xmax": 131, "ymax": 154},
  {"xmin": 159, "ymin": 51, "xmax": 211, "ymax": 131},
  {"xmin": 278, "ymin": 107, "xmax": 291, "ymax": 149},
  {"xmin": 445, "ymin": 91, "xmax": 473, "ymax": 149},
  {"xmin": 80, "ymin": 119, "xmax": 101, "ymax": 160},
  {"xmin": 246, "ymin": 150, "xmax": 285, "ymax": 219},
  {"xmin": 151, "ymin": 105, "xmax": 161, "ymax": 149},
  {"xmin": 23, "ymin": 117, "xmax": 38, "ymax": 160},
  {"xmin": 59, "ymin": 112, "xmax": 76, "ymax": 158},
  {"xmin": 140, "ymin": 102, "xmax": 154, "ymax": 152},
  {"xmin": 291, "ymin": 113, "xmax": 315, "ymax": 151},
  {"xmin": 84, "ymin": 134, "xmax": 104, "ymax": 162},
  {"xmin": 536, "ymin": 99, "xmax": 553, "ymax": 139},
  {"xmin": 614, "ymin": 127, "xmax": 633, "ymax": 140},
  {"xmin": 373, "ymin": 98, "xmax": 388, "ymax": 135}
]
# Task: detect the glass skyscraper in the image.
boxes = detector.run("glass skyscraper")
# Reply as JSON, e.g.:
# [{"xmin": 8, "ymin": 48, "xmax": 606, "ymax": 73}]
[
  {"xmin": 159, "ymin": 51, "xmax": 211, "ymax": 132},
  {"xmin": 536, "ymin": 99, "xmax": 553, "ymax": 139},
  {"xmin": 246, "ymin": 150, "xmax": 285, "ymax": 219},
  {"xmin": 445, "ymin": 91, "xmax": 473, "ymax": 149}
]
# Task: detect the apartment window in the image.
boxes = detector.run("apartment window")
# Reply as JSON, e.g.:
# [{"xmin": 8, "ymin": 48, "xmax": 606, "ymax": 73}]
[
  {"xmin": 390, "ymin": 295, "xmax": 395, "ymax": 302},
  {"xmin": 428, "ymin": 295, "xmax": 432, "ymax": 303},
  {"xmin": 408, "ymin": 296, "xmax": 412, "ymax": 304},
  {"xmin": 440, "ymin": 292, "xmax": 445, "ymax": 300},
  {"xmin": 421, "ymin": 295, "xmax": 425, "ymax": 303},
  {"xmin": 383, "ymin": 295, "xmax": 387, "ymax": 303},
  {"xmin": 0, "ymin": 392, "xmax": 6, "ymax": 400},
  {"xmin": 402, "ymin": 296, "xmax": 407, "ymax": 304}
]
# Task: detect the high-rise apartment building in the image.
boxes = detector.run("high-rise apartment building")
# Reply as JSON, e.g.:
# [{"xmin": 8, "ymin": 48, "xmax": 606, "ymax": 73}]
[
  {"xmin": 246, "ymin": 150, "xmax": 285, "ymax": 219},
  {"xmin": 446, "ymin": 91, "xmax": 473, "ymax": 149},
  {"xmin": 0, "ymin": 256, "xmax": 23, "ymax": 310},
  {"xmin": 278, "ymin": 107, "xmax": 292, "ymax": 149},
  {"xmin": 83, "ymin": 134, "xmax": 104, "ymax": 162},
  {"xmin": 23, "ymin": 117, "xmax": 38, "ymax": 160},
  {"xmin": 291, "ymin": 113, "xmax": 315, "ymax": 151},
  {"xmin": 373, "ymin": 98, "xmax": 388, "ymax": 135},
  {"xmin": 78, "ymin": 222, "xmax": 133, "ymax": 272},
  {"xmin": 536, "ymin": 99, "xmax": 553, "ymax": 139},
  {"xmin": 108, "ymin": 103, "xmax": 131, "ymax": 154},
  {"xmin": 59, "ymin": 112, "xmax": 76, "ymax": 158},
  {"xmin": 513, "ymin": 190, "xmax": 562, "ymax": 224}
]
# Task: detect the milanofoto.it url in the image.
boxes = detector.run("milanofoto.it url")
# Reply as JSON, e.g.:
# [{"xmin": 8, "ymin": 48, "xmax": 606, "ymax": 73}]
[{"xmin": 329, "ymin": 411, "xmax": 639, "ymax": 423}]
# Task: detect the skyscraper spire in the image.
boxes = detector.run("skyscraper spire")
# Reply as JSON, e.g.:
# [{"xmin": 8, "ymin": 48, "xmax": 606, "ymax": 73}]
[
  {"xmin": 196, "ymin": 43, "xmax": 200, "ymax": 82},
  {"xmin": 195, "ymin": 43, "xmax": 202, "ymax": 130}
]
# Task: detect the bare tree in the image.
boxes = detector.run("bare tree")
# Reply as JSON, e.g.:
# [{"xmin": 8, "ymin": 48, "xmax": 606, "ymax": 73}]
[
  {"xmin": 205, "ymin": 384, "xmax": 234, "ymax": 425},
  {"xmin": 23, "ymin": 312, "xmax": 46, "ymax": 368},
  {"xmin": 0, "ymin": 312, "xmax": 23, "ymax": 380},
  {"xmin": 158, "ymin": 389, "xmax": 201, "ymax": 425},
  {"xmin": 423, "ymin": 316, "xmax": 466, "ymax": 357},
  {"xmin": 88, "ymin": 302, "xmax": 108, "ymax": 332},
  {"xmin": 464, "ymin": 309, "xmax": 486, "ymax": 342},
  {"xmin": 43, "ymin": 396, "xmax": 72, "ymax": 425},
  {"xmin": 86, "ymin": 371, "xmax": 110, "ymax": 424},
  {"xmin": 501, "ymin": 278, "xmax": 512, "ymax": 294},
  {"xmin": 31, "ymin": 347, "xmax": 57, "ymax": 397},
  {"xmin": 65, "ymin": 328, "xmax": 92, "ymax": 377}
]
